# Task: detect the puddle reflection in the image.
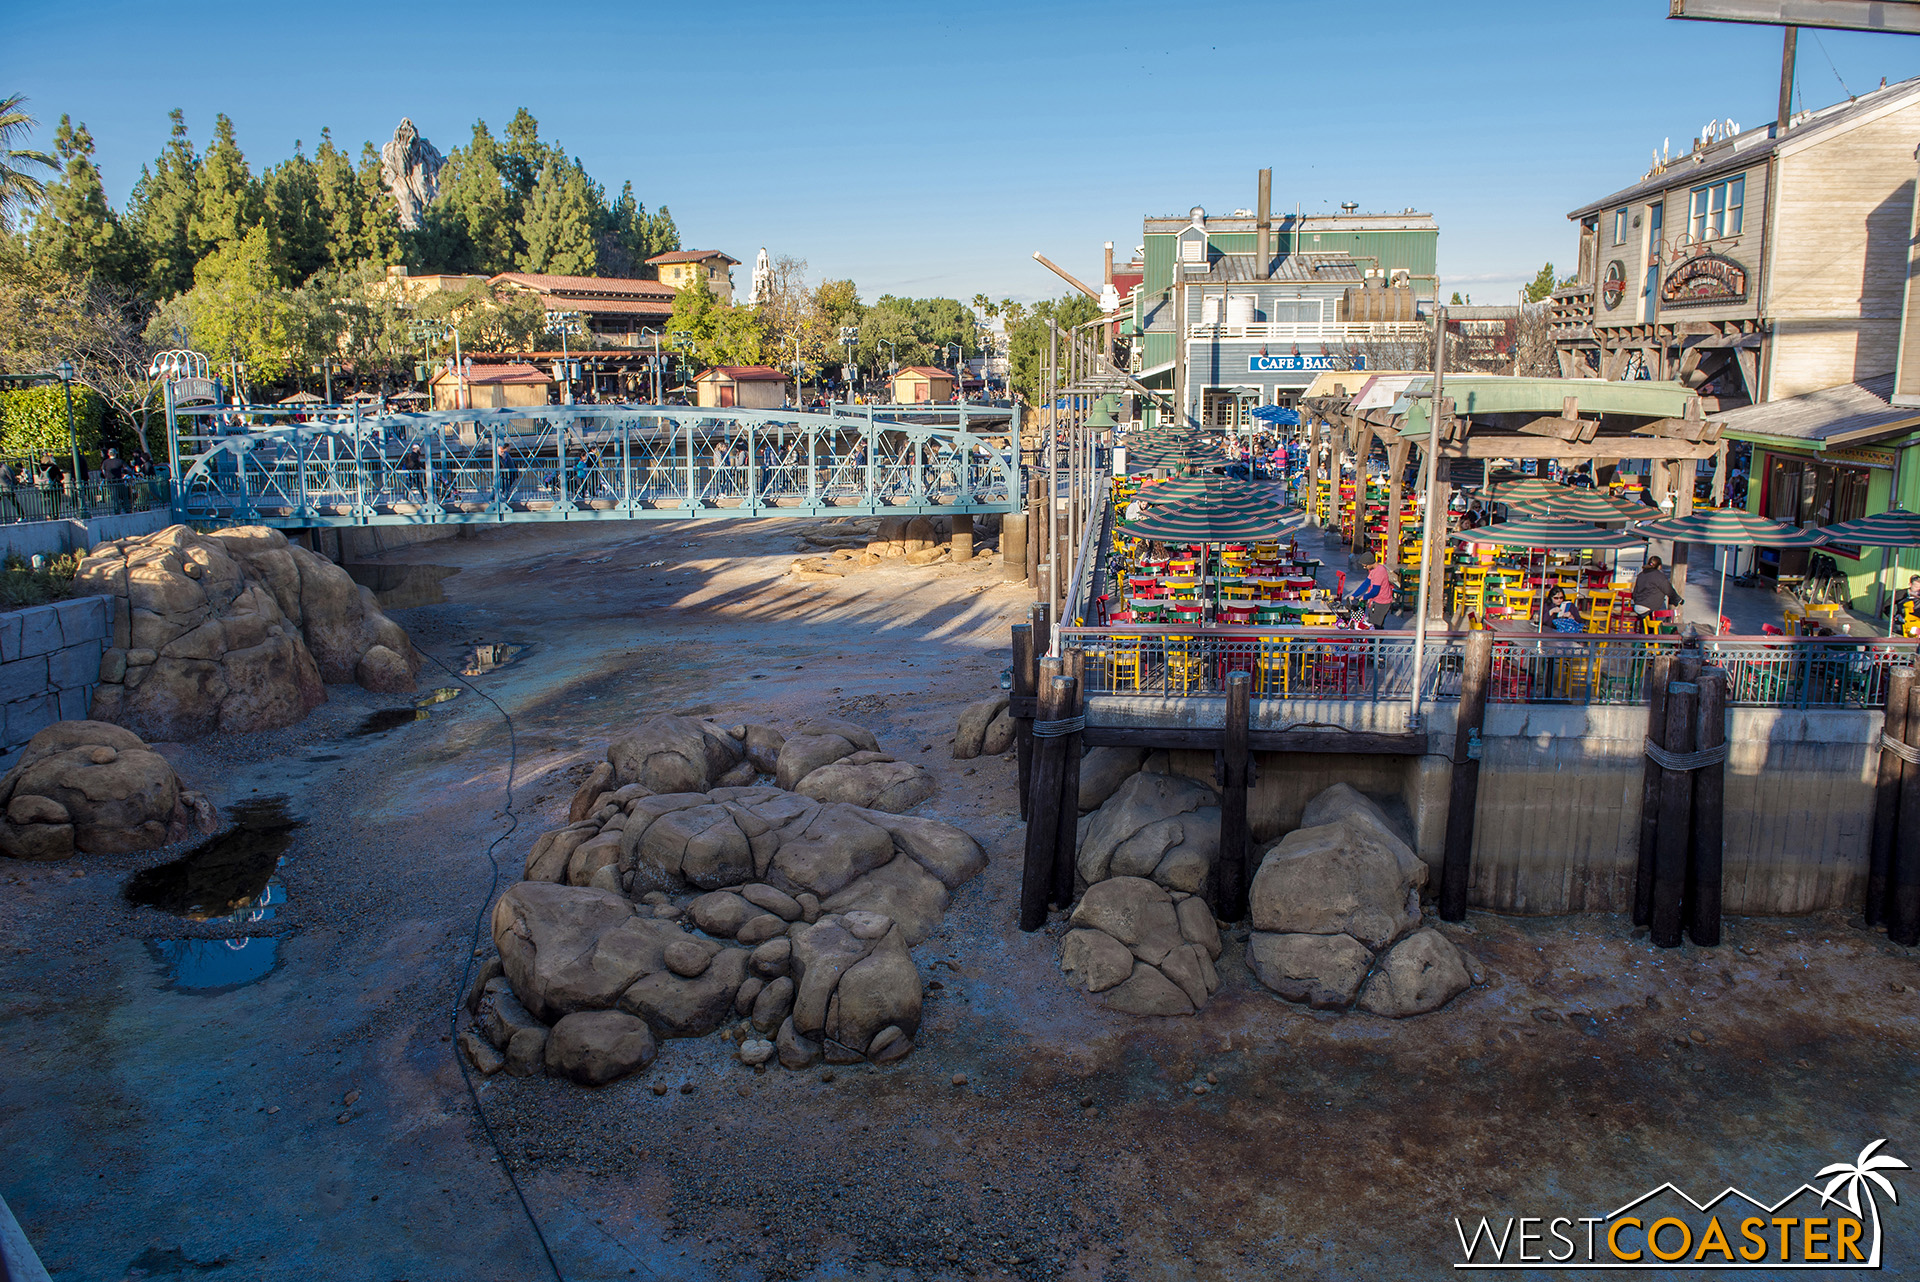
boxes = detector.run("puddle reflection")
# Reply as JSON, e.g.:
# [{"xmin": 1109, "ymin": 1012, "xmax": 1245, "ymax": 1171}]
[
  {"xmin": 461, "ymin": 643, "xmax": 528, "ymax": 676},
  {"xmin": 123, "ymin": 797, "xmax": 303, "ymax": 920},
  {"xmin": 148, "ymin": 936, "xmax": 282, "ymax": 991}
]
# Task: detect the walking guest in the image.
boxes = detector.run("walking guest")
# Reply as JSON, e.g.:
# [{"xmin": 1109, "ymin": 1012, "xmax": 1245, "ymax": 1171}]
[
  {"xmin": 399, "ymin": 441, "xmax": 426, "ymax": 499},
  {"xmin": 101, "ymin": 448, "xmax": 132, "ymax": 514},
  {"xmin": 494, "ymin": 442, "xmax": 520, "ymax": 501}
]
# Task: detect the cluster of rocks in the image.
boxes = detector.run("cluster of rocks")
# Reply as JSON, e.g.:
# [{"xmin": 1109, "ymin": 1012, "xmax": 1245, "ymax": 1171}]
[
  {"xmin": 789, "ymin": 515, "xmax": 999, "ymax": 580},
  {"xmin": 463, "ymin": 713, "xmax": 984, "ymax": 1086},
  {"xmin": 0, "ymin": 719, "xmax": 215, "ymax": 860},
  {"xmin": 1052, "ymin": 743, "xmax": 1475, "ymax": 1019},
  {"xmin": 1245, "ymin": 784, "xmax": 1471, "ymax": 1018},
  {"xmin": 73, "ymin": 524, "xmax": 421, "ymax": 742},
  {"xmin": 1060, "ymin": 877, "xmax": 1222, "ymax": 1016}
]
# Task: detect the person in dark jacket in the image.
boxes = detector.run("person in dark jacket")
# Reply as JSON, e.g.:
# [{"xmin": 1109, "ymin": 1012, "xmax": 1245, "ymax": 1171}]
[{"xmin": 1632, "ymin": 555, "xmax": 1683, "ymax": 618}]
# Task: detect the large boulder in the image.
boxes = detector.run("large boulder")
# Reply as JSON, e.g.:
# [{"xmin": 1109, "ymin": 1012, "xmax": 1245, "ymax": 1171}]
[
  {"xmin": 0, "ymin": 720, "xmax": 197, "ymax": 859},
  {"xmin": 980, "ymin": 708, "xmax": 1016, "ymax": 756},
  {"xmin": 1248, "ymin": 818, "xmax": 1421, "ymax": 950},
  {"xmin": 820, "ymin": 855, "xmax": 949, "ymax": 944},
  {"xmin": 1078, "ymin": 746, "xmax": 1148, "ymax": 813},
  {"xmin": 1075, "ymin": 771, "xmax": 1220, "ymax": 892},
  {"xmin": 490, "ymin": 881, "xmax": 673, "ymax": 1022},
  {"xmin": 789, "ymin": 911, "xmax": 922, "ymax": 1059},
  {"xmin": 794, "ymin": 758, "xmax": 935, "ymax": 813},
  {"xmin": 1069, "ymin": 876, "xmax": 1184, "ymax": 966},
  {"xmin": 608, "ymin": 715, "xmax": 744, "ymax": 794},
  {"xmin": 75, "ymin": 525, "xmax": 418, "ymax": 741},
  {"xmin": 1060, "ymin": 879, "xmax": 1223, "ymax": 1016},
  {"xmin": 1357, "ymin": 929, "xmax": 1471, "ymax": 1018},
  {"xmin": 544, "ymin": 1010, "xmax": 658, "ymax": 1085},
  {"xmin": 764, "ymin": 802, "xmax": 896, "ymax": 899},
  {"xmin": 774, "ymin": 733, "xmax": 860, "ymax": 791},
  {"xmin": 872, "ymin": 812, "xmax": 987, "ymax": 888},
  {"xmin": 1298, "ymin": 783, "xmax": 1427, "ymax": 887},
  {"xmin": 952, "ymin": 697, "xmax": 1008, "ymax": 760},
  {"xmin": 1246, "ymin": 932, "xmax": 1373, "ymax": 1011}
]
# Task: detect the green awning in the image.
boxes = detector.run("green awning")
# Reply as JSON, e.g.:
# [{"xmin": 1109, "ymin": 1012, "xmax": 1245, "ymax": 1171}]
[{"xmin": 1392, "ymin": 377, "xmax": 1698, "ymax": 439}]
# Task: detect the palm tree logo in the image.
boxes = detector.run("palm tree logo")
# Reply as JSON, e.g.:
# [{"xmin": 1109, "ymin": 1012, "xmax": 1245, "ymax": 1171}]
[{"xmin": 1816, "ymin": 1139, "xmax": 1909, "ymax": 1267}]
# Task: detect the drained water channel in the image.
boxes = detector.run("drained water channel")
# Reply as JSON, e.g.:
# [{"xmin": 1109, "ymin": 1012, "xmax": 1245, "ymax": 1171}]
[
  {"xmin": 344, "ymin": 562, "xmax": 460, "ymax": 608},
  {"xmin": 128, "ymin": 796, "xmax": 304, "ymax": 991}
]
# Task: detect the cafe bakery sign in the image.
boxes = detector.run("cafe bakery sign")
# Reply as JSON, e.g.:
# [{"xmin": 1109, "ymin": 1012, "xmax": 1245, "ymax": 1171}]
[{"xmin": 1661, "ymin": 252, "xmax": 1748, "ymax": 307}]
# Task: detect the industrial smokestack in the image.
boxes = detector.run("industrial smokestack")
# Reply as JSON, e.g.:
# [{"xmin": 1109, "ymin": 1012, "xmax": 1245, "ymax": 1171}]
[{"xmin": 1257, "ymin": 168, "xmax": 1273, "ymax": 278}]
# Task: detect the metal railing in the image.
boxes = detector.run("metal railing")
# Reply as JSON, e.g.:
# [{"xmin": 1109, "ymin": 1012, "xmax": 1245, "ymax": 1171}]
[
  {"xmin": 1059, "ymin": 625, "xmax": 1920, "ymax": 710},
  {"xmin": 1184, "ymin": 321, "xmax": 1431, "ymax": 343},
  {"xmin": 0, "ymin": 477, "xmax": 174, "ymax": 527}
]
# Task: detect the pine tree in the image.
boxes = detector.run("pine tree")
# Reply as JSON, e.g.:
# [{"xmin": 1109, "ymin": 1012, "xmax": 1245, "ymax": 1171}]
[
  {"xmin": 30, "ymin": 116, "xmax": 137, "ymax": 286},
  {"xmin": 187, "ymin": 113, "xmax": 266, "ymax": 267},
  {"xmin": 500, "ymin": 108, "xmax": 547, "ymax": 209},
  {"xmin": 430, "ymin": 121, "xmax": 515, "ymax": 274},
  {"xmin": 262, "ymin": 144, "xmax": 325, "ymax": 284},
  {"xmin": 518, "ymin": 160, "xmax": 597, "ymax": 275},
  {"xmin": 124, "ymin": 109, "xmax": 200, "ymax": 298},
  {"xmin": 1523, "ymin": 262, "xmax": 1557, "ymax": 303},
  {"xmin": 353, "ymin": 141, "xmax": 402, "ymax": 266}
]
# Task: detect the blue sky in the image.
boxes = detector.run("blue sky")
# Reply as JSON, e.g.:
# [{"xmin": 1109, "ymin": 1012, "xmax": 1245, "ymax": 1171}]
[{"xmin": 9, "ymin": 0, "xmax": 1920, "ymax": 305}]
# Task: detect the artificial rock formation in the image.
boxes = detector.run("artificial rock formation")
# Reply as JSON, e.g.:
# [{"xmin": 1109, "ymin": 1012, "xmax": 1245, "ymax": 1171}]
[
  {"xmin": 1075, "ymin": 770, "xmax": 1222, "ymax": 895},
  {"xmin": 0, "ymin": 720, "xmax": 215, "ymax": 860},
  {"xmin": 74, "ymin": 525, "xmax": 421, "ymax": 742},
  {"xmin": 1060, "ymin": 877, "xmax": 1223, "ymax": 1016},
  {"xmin": 1245, "ymin": 784, "xmax": 1471, "ymax": 1017},
  {"xmin": 465, "ymin": 711, "xmax": 983, "ymax": 1084}
]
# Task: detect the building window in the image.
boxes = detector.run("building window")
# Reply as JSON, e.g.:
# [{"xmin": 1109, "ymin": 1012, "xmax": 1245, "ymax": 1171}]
[
  {"xmin": 1613, "ymin": 207, "xmax": 1629, "ymax": 245},
  {"xmin": 1764, "ymin": 455, "xmax": 1869, "ymax": 529},
  {"xmin": 1180, "ymin": 237, "xmax": 1205, "ymax": 263},
  {"xmin": 1689, "ymin": 175, "xmax": 1744, "ymax": 241}
]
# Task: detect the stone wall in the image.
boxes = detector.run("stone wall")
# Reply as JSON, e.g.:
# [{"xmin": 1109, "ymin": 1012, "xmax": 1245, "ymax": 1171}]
[
  {"xmin": 0, "ymin": 596, "xmax": 111, "ymax": 756},
  {"xmin": 0, "ymin": 510, "xmax": 172, "ymax": 564}
]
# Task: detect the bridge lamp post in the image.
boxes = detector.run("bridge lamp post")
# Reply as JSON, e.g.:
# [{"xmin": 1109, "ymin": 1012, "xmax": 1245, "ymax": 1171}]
[
  {"xmin": 668, "ymin": 332, "xmax": 694, "ymax": 399},
  {"xmin": 545, "ymin": 310, "xmax": 584, "ymax": 405},
  {"xmin": 54, "ymin": 358, "xmax": 83, "ymax": 507},
  {"xmin": 839, "ymin": 326, "xmax": 860, "ymax": 404}
]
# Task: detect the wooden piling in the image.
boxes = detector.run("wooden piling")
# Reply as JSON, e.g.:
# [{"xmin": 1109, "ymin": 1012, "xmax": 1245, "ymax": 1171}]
[
  {"xmin": 1011, "ymin": 623, "xmax": 1036, "ymax": 820},
  {"xmin": 1890, "ymin": 678, "xmax": 1920, "ymax": 946},
  {"xmin": 1050, "ymin": 649, "xmax": 1085, "ymax": 910},
  {"xmin": 1027, "ymin": 492, "xmax": 1044, "ymax": 596},
  {"xmin": 1867, "ymin": 665, "xmax": 1914, "ymax": 927},
  {"xmin": 1215, "ymin": 672, "xmax": 1252, "ymax": 921},
  {"xmin": 1000, "ymin": 510, "xmax": 1027, "ymax": 582},
  {"xmin": 1020, "ymin": 664, "xmax": 1069, "ymax": 932},
  {"xmin": 1633, "ymin": 653, "xmax": 1674, "ymax": 927},
  {"xmin": 1440, "ymin": 630, "xmax": 1494, "ymax": 922},
  {"xmin": 951, "ymin": 513, "xmax": 975, "ymax": 564},
  {"xmin": 1650, "ymin": 654, "xmax": 1702, "ymax": 948},
  {"xmin": 1685, "ymin": 664, "xmax": 1728, "ymax": 947}
]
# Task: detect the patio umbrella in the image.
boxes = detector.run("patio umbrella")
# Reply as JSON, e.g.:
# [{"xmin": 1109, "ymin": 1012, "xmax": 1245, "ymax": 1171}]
[
  {"xmin": 1807, "ymin": 508, "xmax": 1920, "ymax": 637},
  {"xmin": 277, "ymin": 391, "xmax": 323, "ymax": 405},
  {"xmin": 1485, "ymin": 477, "xmax": 1569, "ymax": 510},
  {"xmin": 1451, "ymin": 516, "xmax": 1647, "ymax": 632},
  {"xmin": 1122, "ymin": 480, "xmax": 1301, "ymax": 613},
  {"xmin": 1636, "ymin": 508, "xmax": 1831, "ymax": 634},
  {"xmin": 1135, "ymin": 474, "xmax": 1287, "ymax": 505},
  {"xmin": 1501, "ymin": 487, "xmax": 1653, "ymax": 523}
]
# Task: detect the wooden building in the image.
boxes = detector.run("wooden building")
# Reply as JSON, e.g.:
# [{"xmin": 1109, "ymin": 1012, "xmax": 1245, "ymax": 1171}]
[
  {"xmin": 694, "ymin": 365, "xmax": 788, "ymax": 409},
  {"xmin": 890, "ymin": 366, "xmax": 956, "ymax": 404},
  {"xmin": 646, "ymin": 250, "xmax": 740, "ymax": 300},
  {"xmin": 491, "ymin": 273, "xmax": 677, "ymax": 349},
  {"xmin": 430, "ymin": 362, "xmax": 554, "ymax": 411}
]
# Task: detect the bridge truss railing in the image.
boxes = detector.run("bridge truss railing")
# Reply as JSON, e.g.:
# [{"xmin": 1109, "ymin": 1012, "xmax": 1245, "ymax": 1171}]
[{"xmin": 164, "ymin": 402, "xmax": 1022, "ymax": 527}]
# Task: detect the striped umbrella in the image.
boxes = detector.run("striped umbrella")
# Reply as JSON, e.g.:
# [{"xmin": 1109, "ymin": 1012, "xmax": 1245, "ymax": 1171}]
[
  {"xmin": 1136, "ymin": 474, "xmax": 1284, "ymax": 504},
  {"xmin": 1485, "ymin": 478, "xmax": 1565, "ymax": 508},
  {"xmin": 1794, "ymin": 508, "xmax": 1920, "ymax": 636},
  {"xmin": 1121, "ymin": 477, "xmax": 1299, "ymax": 543},
  {"xmin": 1449, "ymin": 516, "xmax": 1646, "ymax": 551},
  {"xmin": 1501, "ymin": 487, "xmax": 1653, "ymax": 523},
  {"xmin": 1129, "ymin": 437, "xmax": 1228, "ymax": 464},
  {"xmin": 1635, "ymin": 508, "xmax": 1829, "ymax": 634}
]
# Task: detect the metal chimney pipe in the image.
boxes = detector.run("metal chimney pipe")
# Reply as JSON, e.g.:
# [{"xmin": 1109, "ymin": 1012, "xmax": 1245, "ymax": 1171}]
[
  {"xmin": 1103, "ymin": 242, "xmax": 1114, "ymax": 287},
  {"xmin": 1257, "ymin": 168, "xmax": 1273, "ymax": 278}
]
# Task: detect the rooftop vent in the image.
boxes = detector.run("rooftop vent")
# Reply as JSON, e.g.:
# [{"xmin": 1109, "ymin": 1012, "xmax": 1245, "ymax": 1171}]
[{"xmin": 1340, "ymin": 201, "xmax": 1359, "ymax": 214}]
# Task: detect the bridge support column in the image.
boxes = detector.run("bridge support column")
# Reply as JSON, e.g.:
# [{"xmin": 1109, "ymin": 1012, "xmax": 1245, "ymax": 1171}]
[
  {"xmin": 952, "ymin": 514, "xmax": 974, "ymax": 563},
  {"xmin": 1001, "ymin": 511, "xmax": 1027, "ymax": 581}
]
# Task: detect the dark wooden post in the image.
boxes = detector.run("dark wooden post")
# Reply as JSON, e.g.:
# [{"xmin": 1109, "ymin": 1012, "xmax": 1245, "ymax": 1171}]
[
  {"xmin": 1634, "ymin": 653, "xmax": 1675, "ymax": 927},
  {"xmin": 1685, "ymin": 664, "xmax": 1727, "ymax": 947},
  {"xmin": 1051, "ymin": 649, "xmax": 1085, "ymax": 909},
  {"xmin": 1651, "ymin": 653, "xmax": 1702, "ymax": 947},
  {"xmin": 1020, "ymin": 663, "xmax": 1069, "ymax": 932},
  {"xmin": 1349, "ymin": 425, "xmax": 1375, "ymax": 560},
  {"xmin": 1027, "ymin": 492, "xmax": 1044, "ymax": 596},
  {"xmin": 1216, "ymin": 672, "xmax": 1252, "ymax": 921},
  {"xmin": 1890, "ymin": 678, "xmax": 1920, "ymax": 946},
  {"xmin": 1440, "ymin": 630, "xmax": 1494, "ymax": 921},
  {"xmin": 1011, "ymin": 623, "xmax": 1036, "ymax": 820},
  {"xmin": 1868, "ymin": 665, "xmax": 1913, "ymax": 927}
]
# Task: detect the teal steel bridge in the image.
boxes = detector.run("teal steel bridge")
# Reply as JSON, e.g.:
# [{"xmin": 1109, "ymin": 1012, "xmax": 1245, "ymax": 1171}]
[{"xmin": 164, "ymin": 401, "xmax": 1023, "ymax": 528}]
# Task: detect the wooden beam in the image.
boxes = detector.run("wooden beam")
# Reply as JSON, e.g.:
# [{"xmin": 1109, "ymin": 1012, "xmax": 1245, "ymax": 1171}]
[
  {"xmin": 1632, "ymin": 416, "xmax": 1723, "ymax": 444},
  {"xmin": 1514, "ymin": 415, "xmax": 1599, "ymax": 442},
  {"xmin": 1438, "ymin": 435, "xmax": 1721, "ymax": 460},
  {"xmin": 1082, "ymin": 726, "xmax": 1429, "ymax": 755}
]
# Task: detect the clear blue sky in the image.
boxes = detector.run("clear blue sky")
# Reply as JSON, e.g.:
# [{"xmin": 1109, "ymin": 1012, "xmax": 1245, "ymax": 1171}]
[{"xmin": 10, "ymin": 0, "xmax": 1920, "ymax": 305}]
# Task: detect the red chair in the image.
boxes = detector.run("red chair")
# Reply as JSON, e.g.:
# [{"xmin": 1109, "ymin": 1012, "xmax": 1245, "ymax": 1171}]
[
  {"xmin": 1218, "ymin": 605, "xmax": 1254, "ymax": 625},
  {"xmin": 1760, "ymin": 623, "xmax": 1783, "ymax": 636},
  {"xmin": 1335, "ymin": 570, "xmax": 1346, "ymax": 596}
]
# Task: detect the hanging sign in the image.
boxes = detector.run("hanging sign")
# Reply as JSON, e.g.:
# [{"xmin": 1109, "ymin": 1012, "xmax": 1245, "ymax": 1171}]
[
  {"xmin": 1250, "ymin": 355, "xmax": 1365, "ymax": 373},
  {"xmin": 1660, "ymin": 252, "xmax": 1748, "ymax": 307},
  {"xmin": 1602, "ymin": 260, "xmax": 1627, "ymax": 309},
  {"xmin": 172, "ymin": 377, "xmax": 218, "ymax": 405}
]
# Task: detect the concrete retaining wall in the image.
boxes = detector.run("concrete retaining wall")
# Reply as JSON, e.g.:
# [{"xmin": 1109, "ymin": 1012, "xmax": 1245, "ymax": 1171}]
[
  {"xmin": 0, "ymin": 595, "xmax": 111, "ymax": 754},
  {"xmin": 0, "ymin": 510, "xmax": 172, "ymax": 563},
  {"xmin": 1086, "ymin": 692, "xmax": 1880, "ymax": 918}
]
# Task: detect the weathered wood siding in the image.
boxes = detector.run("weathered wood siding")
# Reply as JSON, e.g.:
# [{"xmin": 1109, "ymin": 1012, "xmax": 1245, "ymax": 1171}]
[{"xmin": 1766, "ymin": 98, "xmax": 1920, "ymax": 398}]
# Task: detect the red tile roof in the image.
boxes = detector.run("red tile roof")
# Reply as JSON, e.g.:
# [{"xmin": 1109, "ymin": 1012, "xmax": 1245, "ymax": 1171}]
[
  {"xmin": 537, "ymin": 294, "xmax": 675, "ymax": 317},
  {"xmin": 492, "ymin": 272, "xmax": 675, "ymax": 298},
  {"xmin": 896, "ymin": 366, "xmax": 955, "ymax": 378},
  {"xmin": 431, "ymin": 362, "xmax": 552, "ymax": 386},
  {"xmin": 646, "ymin": 250, "xmax": 740, "ymax": 266},
  {"xmin": 696, "ymin": 365, "xmax": 788, "ymax": 381}
]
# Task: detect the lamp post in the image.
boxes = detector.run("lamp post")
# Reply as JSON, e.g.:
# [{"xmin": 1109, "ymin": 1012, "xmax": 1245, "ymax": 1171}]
[
  {"xmin": 545, "ymin": 309, "xmax": 583, "ymax": 405},
  {"xmin": 54, "ymin": 358, "xmax": 82, "ymax": 510},
  {"xmin": 875, "ymin": 340, "xmax": 895, "ymax": 402},
  {"xmin": 839, "ymin": 326, "xmax": 860, "ymax": 404}
]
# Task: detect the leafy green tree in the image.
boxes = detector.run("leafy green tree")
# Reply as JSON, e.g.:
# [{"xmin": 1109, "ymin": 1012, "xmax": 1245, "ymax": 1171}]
[
  {"xmin": 429, "ymin": 120, "xmax": 516, "ymax": 273},
  {"xmin": 0, "ymin": 92, "xmax": 56, "ymax": 230},
  {"xmin": 519, "ymin": 160, "xmax": 598, "ymax": 275},
  {"xmin": 413, "ymin": 278, "xmax": 546, "ymax": 353},
  {"xmin": 30, "ymin": 116, "xmax": 138, "ymax": 286},
  {"xmin": 1008, "ymin": 292, "xmax": 1098, "ymax": 403},
  {"xmin": 597, "ymin": 181, "xmax": 677, "ymax": 277},
  {"xmin": 353, "ymin": 141, "xmax": 403, "ymax": 267},
  {"xmin": 156, "ymin": 225, "xmax": 302, "ymax": 381},
  {"xmin": 664, "ymin": 273, "xmax": 765, "ymax": 367},
  {"xmin": 262, "ymin": 145, "xmax": 326, "ymax": 284},
  {"xmin": 0, "ymin": 384, "xmax": 106, "ymax": 458},
  {"xmin": 1523, "ymin": 262, "xmax": 1557, "ymax": 303},
  {"xmin": 124, "ymin": 109, "xmax": 200, "ymax": 298},
  {"xmin": 499, "ymin": 107, "xmax": 549, "ymax": 209},
  {"xmin": 187, "ymin": 114, "xmax": 265, "ymax": 264}
]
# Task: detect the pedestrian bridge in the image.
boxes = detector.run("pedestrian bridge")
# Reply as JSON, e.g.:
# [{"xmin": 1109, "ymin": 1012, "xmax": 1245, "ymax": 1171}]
[{"xmin": 167, "ymin": 402, "xmax": 1023, "ymax": 528}]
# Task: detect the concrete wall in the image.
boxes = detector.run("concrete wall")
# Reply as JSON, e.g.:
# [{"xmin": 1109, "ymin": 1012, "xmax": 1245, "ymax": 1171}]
[
  {"xmin": 0, "ymin": 595, "xmax": 111, "ymax": 755},
  {"xmin": 1085, "ymin": 692, "xmax": 1880, "ymax": 918},
  {"xmin": 0, "ymin": 510, "xmax": 172, "ymax": 564},
  {"xmin": 304, "ymin": 524, "xmax": 466, "ymax": 563}
]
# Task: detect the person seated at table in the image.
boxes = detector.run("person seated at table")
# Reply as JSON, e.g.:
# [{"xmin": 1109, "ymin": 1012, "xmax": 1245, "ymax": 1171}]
[
  {"xmin": 1632, "ymin": 555, "xmax": 1683, "ymax": 619},
  {"xmin": 1546, "ymin": 586, "xmax": 1582, "ymax": 633},
  {"xmin": 1900, "ymin": 574, "xmax": 1920, "ymax": 627}
]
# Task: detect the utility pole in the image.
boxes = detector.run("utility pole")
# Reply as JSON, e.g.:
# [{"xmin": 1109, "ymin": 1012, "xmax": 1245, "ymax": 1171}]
[{"xmin": 1409, "ymin": 304, "xmax": 1448, "ymax": 735}]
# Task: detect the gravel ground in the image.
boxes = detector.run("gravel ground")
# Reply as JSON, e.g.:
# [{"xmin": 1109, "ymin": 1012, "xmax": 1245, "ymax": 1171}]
[{"xmin": 2, "ymin": 516, "xmax": 1919, "ymax": 1281}]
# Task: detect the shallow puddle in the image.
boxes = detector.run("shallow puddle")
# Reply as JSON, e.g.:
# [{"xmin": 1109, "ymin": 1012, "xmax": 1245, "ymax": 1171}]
[
  {"xmin": 147, "ymin": 936, "xmax": 282, "ymax": 991},
  {"xmin": 417, "ymin": 686, "xmax": 463, "ymax": 706},
  {"xmin": 460, "ymin": 642, "xmax": 528, "ymax": 675},
  {"xmin": 123, "ymin": 796, "xmax": 304, "ymax": 920},
  {"xmin": 344, "ymin": 562, "xmax": 460, "ymax": 608},
  {"xmin": 355, "ymin": 708, "xmax": 428, "ymax": 735}
]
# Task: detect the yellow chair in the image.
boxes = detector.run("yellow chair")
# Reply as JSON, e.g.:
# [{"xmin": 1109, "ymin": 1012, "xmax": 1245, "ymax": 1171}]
[
  {"xmin": 1105, "ymin": 637, "xmax": 1143, "ymax": 690},
  {"xmin": 1164, "ymin": 636, "xmax": 1206, "ymax": 692},
  {"xmin": 1254, "ymin": 639, "xmax": 1291, "ymax": 695},
  {"xmin": 1302, "ymin": 611, "xmax": 1338, "ymax": 627},
  {"xmin": 1163, "ymin": 576, "xmax": 1199, "ymax": 600},
  {"xmin": 1584, "ymin": 589, "xmax": 1621, "ymax": 634},
  {"xmin": 1220, "ymin": 581, "xmax": 1256, "ymax": 604}
]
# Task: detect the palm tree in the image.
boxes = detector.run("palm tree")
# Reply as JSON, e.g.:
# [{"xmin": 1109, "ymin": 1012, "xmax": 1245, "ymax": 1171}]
[
  {"xmin": 0, "ymin": 92, "xmax": 56, "ymax": 229},
  {"xmin": 1817, "ymin": 1139, "xmax": 1909, "ymax": 1266}
]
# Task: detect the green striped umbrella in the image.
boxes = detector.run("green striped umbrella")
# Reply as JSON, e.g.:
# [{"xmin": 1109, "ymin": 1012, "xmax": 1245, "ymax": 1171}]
[
  {"xmin": 1450, "ymin": 516, "xmax": 1647, "ymax": 551},
  {"xmin": 1135, "ymin": 474, "xmax": 1285, "ymax": 504},
  {"xmin": 1821, "ymin": 509, "xmax": 1920, "ymax": 636},
  {"xmin": 1501, "ymin": 487, "xmax": 1653, "ymax": 523},
  {"xmin": 1635, "ymin": 508, "xmax": 1829, "ymax": 635},
  {"xmin": 1121, "ymin": 477, "xmax": 1299, "ymax": 542},
  {"xmin": 1128, "ymin": 438, "xmax": 1228, "ymax": 466},
  {"xmin": 1485, "ymin": 478, "xmax": 1565, "ymax": 508}
]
